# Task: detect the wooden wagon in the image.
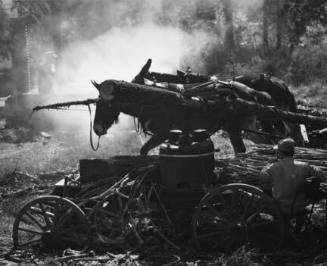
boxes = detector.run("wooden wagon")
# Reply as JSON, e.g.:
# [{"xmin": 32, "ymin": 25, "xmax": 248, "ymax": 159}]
[{"xmin": 12, "ymin": 137, "xmax": 327, "ymax": 253}]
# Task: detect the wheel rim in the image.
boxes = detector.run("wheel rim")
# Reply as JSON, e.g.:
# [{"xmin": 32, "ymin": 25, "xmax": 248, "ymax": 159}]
[
  {"xmin": 13, "ymin": 195, "xmax": 91, "ymax": 251},
  {"xmin": 192, "ymin": 183, "xmax": 284, "ymax": 252}
]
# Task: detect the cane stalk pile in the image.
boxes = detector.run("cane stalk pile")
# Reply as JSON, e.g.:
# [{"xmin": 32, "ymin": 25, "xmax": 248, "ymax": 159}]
[{"xmin": 215, "ymin": 144, "xmax": 327, "ymax": 187}]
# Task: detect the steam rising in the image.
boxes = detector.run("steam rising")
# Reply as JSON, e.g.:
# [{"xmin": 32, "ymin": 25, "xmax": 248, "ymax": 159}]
[
  {"xmin": 53, "ymin": 24, "xmax": 216, "ymax": 94},
  {"xmin": 29, "ymin": 0, "xmax": 220, "ymax": 146}
]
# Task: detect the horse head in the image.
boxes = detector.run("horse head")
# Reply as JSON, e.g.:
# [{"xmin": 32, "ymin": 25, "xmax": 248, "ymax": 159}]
[{"xmin": 91, "ymin": 80, "xmax": 120, "ymax": 136}]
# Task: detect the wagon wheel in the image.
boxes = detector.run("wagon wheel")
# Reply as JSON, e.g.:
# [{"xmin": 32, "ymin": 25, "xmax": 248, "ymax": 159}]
[
  {"xmin": 192, "ymin": 183, "xmax": 284, "ymax": 252},
  {"xmin": 13, "ymin": 195, "xmax": 91, "ymax": 251},
  {"xmin": 290, "ymin": 188, "xmax": 327, "ymax": 238}
]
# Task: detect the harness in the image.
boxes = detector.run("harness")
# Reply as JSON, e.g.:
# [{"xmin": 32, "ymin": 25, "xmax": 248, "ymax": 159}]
[
  {"xmin": 134, "ymin": 105, "xmax": 153, "ymax": 136},
  {"xmin": 88, "ymin": 104, "xmax": 100, "ymax": 151}
]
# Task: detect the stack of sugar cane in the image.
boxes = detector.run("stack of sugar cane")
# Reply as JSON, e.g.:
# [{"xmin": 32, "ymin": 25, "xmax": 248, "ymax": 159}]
[
  {"xmin": 215, "ymin": 144, "xmax": 327, "ymax": 187},
  {"xmin": 297, "ymin": 105, "xmax": 327, "ymax": 118}
]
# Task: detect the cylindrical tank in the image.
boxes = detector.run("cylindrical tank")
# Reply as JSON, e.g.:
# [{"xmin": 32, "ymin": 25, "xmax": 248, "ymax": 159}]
[{"xmin": 159, "ymin": 129, "xmax": 215, "ymax": 191}]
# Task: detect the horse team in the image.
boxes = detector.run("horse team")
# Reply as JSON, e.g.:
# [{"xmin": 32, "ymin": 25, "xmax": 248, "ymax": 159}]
[{"xmin": 92, "ymin": 59, "xmax": 304, "ymax": 155}]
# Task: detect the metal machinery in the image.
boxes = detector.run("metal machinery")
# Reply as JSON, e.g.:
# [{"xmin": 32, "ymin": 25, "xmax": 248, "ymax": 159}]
[{"xmin": 11, "ymin": 129, "xmax": 327, "ymax": 253}]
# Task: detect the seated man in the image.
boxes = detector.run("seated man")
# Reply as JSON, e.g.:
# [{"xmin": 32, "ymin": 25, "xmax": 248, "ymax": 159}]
[{"xmin": 259, "ymin": 138, "xmax": 325, "ymax": 218}]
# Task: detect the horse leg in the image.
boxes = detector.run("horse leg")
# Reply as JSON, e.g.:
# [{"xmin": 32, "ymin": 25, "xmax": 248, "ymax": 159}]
[
  {"xmin": 260, "ymin": 120, "xmax": 276, "ymax": 144},
  {"xmin": 228, "ymin": 129, "xmax": 246, "ymax": 154},
  {"xmin": 274, "ymin": 120, "xmax": 288, "ymax": 136},
  {"xmin": 242, "ymin": 116, "xmax": 265, "ymax": 144},
  {"xmin": 140, "ymin": 133, "xmax": 168, "ymax": 155}
]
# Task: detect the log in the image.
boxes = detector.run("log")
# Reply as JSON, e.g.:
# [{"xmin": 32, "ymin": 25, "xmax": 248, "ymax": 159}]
[
  {"xmin": 100, "ymin": 80, "xmax": 185, "ymax": 106},
  {"xmin": 297, "ymin": 105, "xmax": 327, "ymax": 118},
  {"xmin": 79, "ymin": 156, "xmax": 158, "ymax": 183},
  {"xmin": 232, "ymin": 98, "xmax": 327, "ymax": 128},
  {"xmin": 149, "ymin": 71, "xmax": 209, "ymax": 84}
]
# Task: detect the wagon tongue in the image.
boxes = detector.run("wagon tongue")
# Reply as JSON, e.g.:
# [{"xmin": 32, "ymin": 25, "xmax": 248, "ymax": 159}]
[{"xmin": 33, "ymin": 98, "xmax": 98, "ymax": 112}]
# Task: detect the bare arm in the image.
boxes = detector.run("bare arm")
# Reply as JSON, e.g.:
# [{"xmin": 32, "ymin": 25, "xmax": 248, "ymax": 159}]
[
  {"xmin": 259, "ymin": 164, "xmax": 273, "ymax": 192},
  {"xmin": 308, "ymin": 165, "xmax": 326, "ymax": 182}
]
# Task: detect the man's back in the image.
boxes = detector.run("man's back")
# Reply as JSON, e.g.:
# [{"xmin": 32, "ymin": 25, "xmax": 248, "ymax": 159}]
[{"xmin": 260, "ymin": 158, "xmax": 318, "ymax": 213}]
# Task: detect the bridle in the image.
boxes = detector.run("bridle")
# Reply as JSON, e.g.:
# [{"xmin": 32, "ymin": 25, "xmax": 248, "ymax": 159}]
[{"xmin": 88, "ymin": 104, "xmax": 100, "ymax": 151}]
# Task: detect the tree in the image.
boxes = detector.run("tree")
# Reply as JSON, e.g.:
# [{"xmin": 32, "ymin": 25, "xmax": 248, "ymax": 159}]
[
  {"xmin": 9, "ymin": 0, "xmax": 51, "ymax": 92},
  {"xmin": 0, "ymin": 1, "xmax": 11, "ymax": 60},
  {"xmin": 285, "ymin": 0, "xmax": 327, "ymax": 49},
  {"xmin": 262, "ymin": 0, "xmax": 269, "ymax": 54},
  {"xmin": 222, "ymin": 0, "xmax": 234, "ymax": 54}
]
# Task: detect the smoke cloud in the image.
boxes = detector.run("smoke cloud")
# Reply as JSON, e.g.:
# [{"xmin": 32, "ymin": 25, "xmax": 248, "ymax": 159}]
[
  {"xmin": 53, "ymin": 24, "xmax": 216, "ymax": 94},
  {"xmin": 28, "ymin": 0, "xmax": 220, "ymax": 146}
]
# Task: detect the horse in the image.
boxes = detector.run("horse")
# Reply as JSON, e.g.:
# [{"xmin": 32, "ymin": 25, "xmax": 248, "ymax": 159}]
[
  {"xmin": 132, "ymin": 60, "xmax": 279, "ymax": 144},
  {"xmin": 233, "ymin": 74, "xmax": 303, "ymax": 144},
  {"xmin": 132, "ymin": 59, "xmax": 303, "ymax": 144},
  {"xmin": 234, "ymin": 74, "xmax": 297, "ymax": 112},
  {"xmin": 91, "ymin": 79, "xmax": 259, "ymax": 155}
]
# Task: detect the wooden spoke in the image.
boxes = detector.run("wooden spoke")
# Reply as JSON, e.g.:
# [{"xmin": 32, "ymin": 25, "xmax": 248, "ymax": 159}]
[
  {"xmin": 241, "ymin": 193, "xmax": 256, "ymax": 221},
  {"xmin": 38, "ymin": 203, "xmax": 53, "ymax": 228},
  {"xmin": 29, "ymin": 207, "xmax": 55, "ymax": 218},
  {"xmin": 18, "ymin": 227, "xmax": 44, "ymax": 235},
  {"xmin": 24, "ymin": 212, "xmax": 44, "ymax": 230}
]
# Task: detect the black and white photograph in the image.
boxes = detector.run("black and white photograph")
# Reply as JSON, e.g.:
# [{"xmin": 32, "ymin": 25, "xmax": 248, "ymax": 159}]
[{"xmin": 0, "ymin": 0, "xmax": 327, "ymax": 265}]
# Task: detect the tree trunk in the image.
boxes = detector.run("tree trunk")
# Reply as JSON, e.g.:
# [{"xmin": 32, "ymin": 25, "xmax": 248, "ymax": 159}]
[
  {"xmin": 262, "ymin": 0, "xmax": 269, "ymax": 54},
  {"xmin": 222, "ymin": 0, "xmax": 234, "ymax": 54},
  {"xmin": 11, "ymin": 32, "xmax": 28, "ymax": 94},
  {"xmin": 233, "ymin": 98, "xmax": 327, "ymax": 128},
  {"xmin": 275, "ymin": 0, "xmax": 284, "ymax": 50}
]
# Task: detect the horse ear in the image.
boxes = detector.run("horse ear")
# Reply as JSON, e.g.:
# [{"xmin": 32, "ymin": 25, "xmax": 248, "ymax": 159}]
[
  {"xmin": 177, "ymin": 70, "xmax": 185, "ymax": 77},
  {"xmin": 133, "ymin": 59, "xmax": 152, "ymax": 82},
  {"xmin": 140, "ymin": 58, "xmax": 152, "ymax": 76},
  {"xmin": 91, "ymin": 80, "xmax": 100, "ymax": 90}
]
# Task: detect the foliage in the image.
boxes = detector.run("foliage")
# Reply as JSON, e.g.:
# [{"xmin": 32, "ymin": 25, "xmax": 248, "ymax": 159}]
[
  {"xmin": 0, "ymin": 1, "xmax": 11, "ymax": 60},
  {"xmin": 287, "ymin": 44, "xmax": 327, "ymax": 84},
  {"xmin": 0, "ymin": 0, "xmax": 326, "ymax": 85},
  {"xmin": 221, "ymin": 247, "xmax": 260, "ymax": 266},
  {"xmin": 12, "ymin": 0, "xmax": 51, "ymax": 24},
  {"xmin": 284, "ymin": 0, "xmax": 327, "ymax": 48}
]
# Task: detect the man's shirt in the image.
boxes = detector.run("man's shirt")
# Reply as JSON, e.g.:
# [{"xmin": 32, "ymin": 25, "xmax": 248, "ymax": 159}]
[{"xmin": 259, "ymin": 157, "xmax": 324, "ymax": 214}]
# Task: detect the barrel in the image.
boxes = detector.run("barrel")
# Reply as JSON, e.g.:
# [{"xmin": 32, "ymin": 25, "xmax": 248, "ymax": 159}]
[{"xmin": 159, "ymin": 129, "xmax": 215, "ymax": 190}]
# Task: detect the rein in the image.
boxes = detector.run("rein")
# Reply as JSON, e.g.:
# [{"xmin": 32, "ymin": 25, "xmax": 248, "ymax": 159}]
[{"xmin": 88, "ymin": 104, "xmax": 100, "ymax": 151}]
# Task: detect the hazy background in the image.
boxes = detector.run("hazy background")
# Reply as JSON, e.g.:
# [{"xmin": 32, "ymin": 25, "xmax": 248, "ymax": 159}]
[{"xmin": 0, "ymin": 0, "xmax": 326, "ymax": 136}]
